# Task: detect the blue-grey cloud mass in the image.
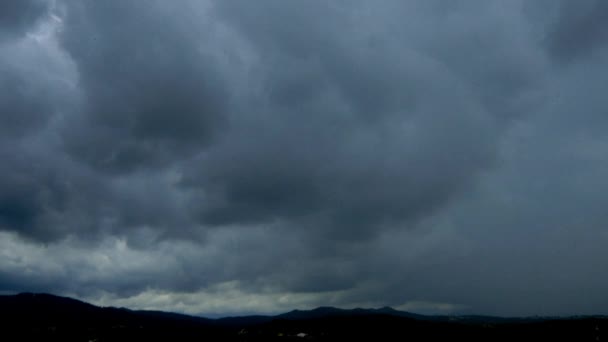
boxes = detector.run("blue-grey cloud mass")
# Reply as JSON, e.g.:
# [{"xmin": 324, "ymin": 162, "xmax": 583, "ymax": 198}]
[{"xmin": 1, "ymin": 0, "xmax": 608, "ymax": 316}]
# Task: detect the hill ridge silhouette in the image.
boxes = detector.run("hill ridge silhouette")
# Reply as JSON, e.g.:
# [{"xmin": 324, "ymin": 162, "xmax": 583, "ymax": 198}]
[{"xmin": 1, "ymin": 293, "xmax": 607, "ymax": 341}]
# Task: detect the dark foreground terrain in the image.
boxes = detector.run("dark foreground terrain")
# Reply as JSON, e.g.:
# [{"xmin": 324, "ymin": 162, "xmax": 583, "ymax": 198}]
[{"xmin": 0, "ymin": 293, "xmax": 606, "ymax": 341}]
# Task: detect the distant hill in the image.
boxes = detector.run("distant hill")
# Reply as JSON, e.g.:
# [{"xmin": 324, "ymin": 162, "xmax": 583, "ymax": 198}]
[
  {"xmin": 275, "ymin": 306, "xmax": 424, "ymax": 320},
  {"xmin": 0, "ymin": 293, "xmax": 606, "ymax": 341}
]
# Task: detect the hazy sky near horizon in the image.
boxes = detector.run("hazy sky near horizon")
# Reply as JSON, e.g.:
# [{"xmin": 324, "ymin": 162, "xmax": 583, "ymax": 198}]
[{"xmin": 2, "ymin": 0, "xmax": 608, "ymax": 316}]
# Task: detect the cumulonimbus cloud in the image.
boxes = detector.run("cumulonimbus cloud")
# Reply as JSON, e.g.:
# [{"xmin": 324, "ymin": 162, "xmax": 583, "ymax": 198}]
[{"xmin": 1, "ymin": 0, "xmax": 608, "ymax": 316}]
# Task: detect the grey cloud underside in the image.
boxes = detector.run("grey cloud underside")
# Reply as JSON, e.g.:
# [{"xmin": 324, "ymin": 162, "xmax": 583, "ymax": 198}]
[
  {"xmin": 189, "ymin": 0, "xmax": 521, "ymax": 234},
  {"xmin": 2, "ymin": 0, "xmax": 608, "ymax": 316},
  {"xmin": 546, "ymin": 0, "xmax": 608, "ymax": 62},
  {"xmin": 59, "ymin": 1, "xmax": 229, "ymax": 174},
  {"xmin": 0, "ymin": 0, "xmax": 48, "ymax": 41}
]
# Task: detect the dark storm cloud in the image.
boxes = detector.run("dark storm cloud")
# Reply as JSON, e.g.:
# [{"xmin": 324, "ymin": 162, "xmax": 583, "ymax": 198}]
[
  {"xmin": 59, "ymin": 0, "xmax": 229, "ymax": 173},
  {"xmin": 0, "ymin": 2, "xmax": 66, "ymax": 140},
  {"xmin": 0, "ymin": 0, "xmax": 231, "ymax": 241},
  {"xmin": 546, "ymin": 0, "xmax": 608, "ymax": 62},
  {"xmin": 187, "ymin": 0, "xmax": 532, "ymax": 239},
  {"xmin": 0, "ymin": 150, "xmax": 68, "ymax": 240},
  {"xmin": 0, "ymin": 3, "xmax": 77, "ymax": 241},
  {"xmin": 0, "ymin": 60, "xmax": 52, "ymax": 138},
  {"xmin": 1, "ymin": 0, "xmax": 537, "ymax": 244},
  {"xmin": 3, "ymin": 0, "xmax": 608, "ymax": 316},
  {"xmin": 0, "ymin": 0, "xmax": 48, "ymax": 41},
  {"xmin": 0, "ymin": 145, "xmax": 195, "ymax": 243}
]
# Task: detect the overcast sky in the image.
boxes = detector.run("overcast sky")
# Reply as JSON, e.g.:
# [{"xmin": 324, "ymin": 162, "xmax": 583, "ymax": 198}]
[{"xmin": 1, "ymin": 0, "xmax": 608, "ymax": 317}]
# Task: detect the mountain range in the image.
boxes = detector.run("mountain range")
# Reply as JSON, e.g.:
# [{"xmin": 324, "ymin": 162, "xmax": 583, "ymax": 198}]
[{"xmin": 0, "ymin": 293, "xmax": 605, "ymax": 341}]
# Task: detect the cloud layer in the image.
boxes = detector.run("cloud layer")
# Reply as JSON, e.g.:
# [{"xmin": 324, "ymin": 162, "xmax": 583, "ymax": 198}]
[{"xmin": 1, "ymin": 0, "xmax": 608, "ymax": 316}]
